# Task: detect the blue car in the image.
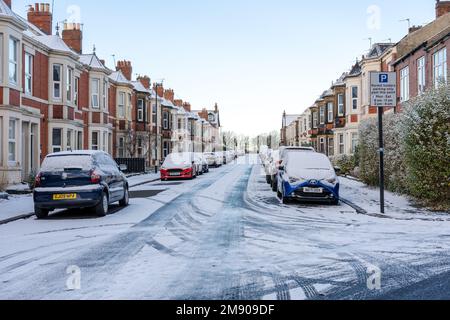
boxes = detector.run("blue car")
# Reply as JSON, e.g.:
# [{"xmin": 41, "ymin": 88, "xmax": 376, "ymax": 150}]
[
  {"xmin": 34, "ymin": 151, "xmax": 129, "ymax": 219},
  {"xmin": 277, "ymin": 151, "xmax": 340, "ymax": 205}
]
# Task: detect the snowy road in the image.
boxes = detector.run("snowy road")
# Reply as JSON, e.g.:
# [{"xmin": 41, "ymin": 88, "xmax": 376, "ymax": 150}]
[{"xmin": 1, "ymin": 156, "xmax": 450, "ymax": 300}]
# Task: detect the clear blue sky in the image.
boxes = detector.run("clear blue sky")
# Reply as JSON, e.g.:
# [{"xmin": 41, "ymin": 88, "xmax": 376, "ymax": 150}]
[{"xmin": 11, "ymin": 0, "xmax": 436, "ymax": 136}]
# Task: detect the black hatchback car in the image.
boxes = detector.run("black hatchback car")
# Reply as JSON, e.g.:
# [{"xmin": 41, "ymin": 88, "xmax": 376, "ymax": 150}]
[{"xmin": 33, "ymin": 151, "xmax": 129, "ymax": 219}]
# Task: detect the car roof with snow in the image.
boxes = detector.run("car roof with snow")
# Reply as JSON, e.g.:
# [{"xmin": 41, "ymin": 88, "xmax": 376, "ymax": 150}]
[{"xmin": 46, "ymin": 150, "xmax": 106, "ymax": 157}]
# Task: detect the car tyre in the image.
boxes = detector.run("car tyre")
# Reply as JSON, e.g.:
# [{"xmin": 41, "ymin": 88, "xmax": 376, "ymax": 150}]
[
  {"xmin": 119, "ymin": 186, "xmax": 129, "ymax": 207},
  {"xmin": 95, "ymin": 192, "xmax": 109, "ymax": 217},
  {"xmin": 331, "ymin": 198, "xmax": 339, "ymax": 206},
  {"xmin": 35, "ymin": 207, "xmax": 49, "ymax": 219},
  {"xmin": 266, "ymin": 175, "xmax": 271, "ymax": 184}
]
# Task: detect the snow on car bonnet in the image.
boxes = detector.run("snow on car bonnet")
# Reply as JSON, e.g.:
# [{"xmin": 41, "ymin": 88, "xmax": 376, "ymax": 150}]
[
  {"xmin": 41, "ymin": 155, "xmax": 93, "ymax": 172},
  {"xmin": 163, "ymin": 153, "xmax": 193, "ymax": 167}
]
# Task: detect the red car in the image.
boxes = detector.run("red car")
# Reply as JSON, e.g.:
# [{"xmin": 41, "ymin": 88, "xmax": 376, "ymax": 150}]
[{"xmin": 160, "ymin": 152, "xmax": 199, "ymax": 181}]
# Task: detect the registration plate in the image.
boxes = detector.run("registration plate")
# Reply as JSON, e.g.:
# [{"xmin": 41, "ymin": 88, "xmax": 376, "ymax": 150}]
[
  {"xmin": 53, "ymin": 194, "xmax": 77, "ymax": 200},
  {"xmin": 169, "ymin": 172, "xmax": 181, "ymax": 176},
  {"xmin": 303, "ymin": 187, "xmax": 323, "ymax": 194}
]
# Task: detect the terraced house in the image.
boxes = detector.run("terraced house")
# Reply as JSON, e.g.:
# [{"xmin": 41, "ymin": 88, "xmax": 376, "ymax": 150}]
[
  {"xmin": 0, "ymin": 0, "xmax": 223, "ymax": 186},
  {"xmin": 281, "ymin": 0, "xmax": 449, "ymax": 159}
]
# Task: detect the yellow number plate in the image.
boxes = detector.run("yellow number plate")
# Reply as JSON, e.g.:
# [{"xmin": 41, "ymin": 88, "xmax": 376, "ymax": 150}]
[{"xmin": 53, "ymin": 194, "xmax": 77, "ymax": 200}]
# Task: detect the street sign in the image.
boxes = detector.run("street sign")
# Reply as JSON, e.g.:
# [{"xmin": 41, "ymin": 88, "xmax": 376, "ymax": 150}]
[{"xmin": 370, "ymin": 72, "xmax": 397, "ymax": 107}]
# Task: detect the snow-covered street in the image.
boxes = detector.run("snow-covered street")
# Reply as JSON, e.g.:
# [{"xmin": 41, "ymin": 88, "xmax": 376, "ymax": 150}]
[{"xmin": 1, "ymin": 156, "xmax": 450, "ymax": 300}]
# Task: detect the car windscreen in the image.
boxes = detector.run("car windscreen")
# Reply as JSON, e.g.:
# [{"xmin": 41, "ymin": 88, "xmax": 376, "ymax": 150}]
[
  {"xmin": 163, "ymin": 153, "xmax": 193, "ymax": 167},
  {"xmin": 286, "ymin": 153, "xmax": 332, "ymax": 171},
  {"xmin": 41, "ymin": 155, "xmax": 94, "ymax": 172}
]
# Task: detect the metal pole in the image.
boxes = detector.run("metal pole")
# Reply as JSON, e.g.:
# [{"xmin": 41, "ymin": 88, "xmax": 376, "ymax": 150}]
[
  {"xmin": 378, "ymin": 106, "xmax": 385, "ymax": 214},
  {"xmin": 154, "ymin": 84, "xmax": 159, "ymax": 174}
]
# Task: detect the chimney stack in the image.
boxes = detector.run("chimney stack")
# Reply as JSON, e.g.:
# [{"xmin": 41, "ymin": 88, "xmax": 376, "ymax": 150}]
[
  {"xmin": 116, "ymin": 60, "xmax": 133, "ymax": 81},
  {"xmin": 27, "ymin": 3, "xmax": 52, "ymax": 35},
  {"xmin": 153, "ymin": 84, "xmax": 164, "ymax": 98},
  {"xmin": 436, "ymin": 0, "xmax": 450, "ymax": 18},
  {"xmin": 137, "ymin": 75, "xmax": 151, "ymax": 90},
  {"xmin": 62, "ymin": 23, "xmax": 83, "ymax": 53},
  {"xmin": 164, "ymin": 89, "xmax": 175, "ymax": 103},
  {"xmin": 4, "ymin": 0, "xmax": 11, "ymax": 8},
  {"xmin": 183, "ymin": 102, "xmax": 191, "ymax": 112},
  {"xmin": 174, "ymin": 99, "xmax": 183, "ymax": 107}
]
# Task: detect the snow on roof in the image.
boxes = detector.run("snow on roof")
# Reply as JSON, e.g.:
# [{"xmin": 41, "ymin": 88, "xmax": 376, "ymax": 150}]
[
  {"xmin": 283, "ymin": 115, "xmax": 301, "ymax": 127},
  {"xmin": 0, "ymin": 0, "xmax": 16, "ymax": 18},
  {"xmin": 32, "ymin": 35, "xmax": 76, "ymax": 54},
  {"xmin": 109, "ymin": 70, "xmax": 131, "ymax": 85},
  {"xmin": 132, "ymin": 81, "xmax": 151, "ymax": 93},
  {"xmin": 161, "ymin": 98, "xmax": 176, "ymax": 108},
  {"xmin": 79, "ymin": 54, "xmax": 108, "ymax": 70}
]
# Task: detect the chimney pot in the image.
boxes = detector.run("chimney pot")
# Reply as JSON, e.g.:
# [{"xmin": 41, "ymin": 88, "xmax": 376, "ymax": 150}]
[{"xmin": 28, "ymin": 3, "xmax": 53, "ymax": 35}]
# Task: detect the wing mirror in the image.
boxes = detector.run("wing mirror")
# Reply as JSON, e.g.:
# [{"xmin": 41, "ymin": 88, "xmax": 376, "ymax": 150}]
[
  {"xmin": 279, "ymin": 165, "xmax": 285, "ymax": 171},
  {"xmin": 119, "ymin": 164, "xmax": 128, "ymax": 172}
]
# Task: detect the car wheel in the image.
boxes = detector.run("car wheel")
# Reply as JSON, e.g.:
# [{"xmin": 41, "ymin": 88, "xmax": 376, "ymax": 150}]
[
  {"xmin": 95, "ymin": 192, "xmax": 109, "ymax": 217},
  {"xmin": 331, "ymin": 198, "xmax": 339, "ymax": 206},
  {"xmin": 266, "ymin": 175, "xmax": 271, "ymax": 184},
  {"xmin": 119, "ymin": 186, "xmax": 129, "ymax": 207},
  {"xmin": 35, "ymin": 207, "xmax": 49, "ymax": 219}
]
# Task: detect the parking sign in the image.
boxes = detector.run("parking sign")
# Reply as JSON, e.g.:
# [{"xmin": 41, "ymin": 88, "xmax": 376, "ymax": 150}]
[{"xmin": 370, "ymin": 72, "xmax": 397, "ymax": 107}]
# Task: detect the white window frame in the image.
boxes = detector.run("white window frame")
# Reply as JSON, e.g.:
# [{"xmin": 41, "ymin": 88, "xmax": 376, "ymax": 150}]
[
  {"xmin": 163, "ymin": 141, "xmax": 169, "ymax": 158},
  {"xmin": 8, "ymin": 119, "xmax": 17, "ymax": 163},
  {"xmin": 351, "ymin": 86, "xmax": 358, "ymax": 110},
  {"xmin": 118, "ymin": 92, "xmax": 125, "ymax": 118},
  {"xmin": 91, "ymin": 79, "xmax": 100, "ymax": 108},
  {"xmin": 25, "ymin": 53, "xmax": 33, "ymax": 95},
  {"xmin": 77, "ymin": 131, "xmax": 83, "ymax": 150},
  {"xmin": 103, "ymin": 80, "xmax": 108, "ymax": 110},
  {"xmin": 67, "ymin": 67, "xmax": 73, "ymax": 102},
  {"xmin": 66, "ymin": 129, "xmax": 73, "ymax": 150},
  {"xmin": 312, "ymin": 112, "xmax": 318, "ymax": 128},
  {"xmin": 338, "ymin": 94, "xmax": 344, "ymax": 116},
  {"xmin": 9, "ymin": 37, "xmax": 18, "ymax": 85},
  {"xmin": 137, "ymin": 99, "xmax": 144, "ymax": 122},
  {"xmin": 339, "ymin": 134, "xmax": 345, "ymax": 155},
  {"xmin": 163, "ymin": 111, "xmax": 169, "ymax": 129},
  {"xmin": 91, "ymin": 131, "xmax": 99, "ymax": 150},
  {"xmin": 327, "ymin": 102, "xmax": 333, "ymax": 123},
  {"xmin": 103, "ymin": 132, "xmax": 108, "ymax": 152},
  {"xmin": 433, "ymin": 48, "xmax": 447, "ymax": 87},
  {"xmin": 52, "ymin": 128, "xmax": 62, "ymax": 153},
  {"xmin": 319, "ymin": 107, "xmax": 325, "ymax": 124},
  {"xmin": 74, "ymin": 77, "xmax": 79, "ymax": 107},
  {"xmin": 400, "ymin": 66, "xmax": 410, "ymax": 102},
  {"xmin": 53, "ymin": 64, "xmax": 62, "ymax": 100},
  {"xmin": 417, "ymin": 56, "xmax": 426, "ymax": 95}
]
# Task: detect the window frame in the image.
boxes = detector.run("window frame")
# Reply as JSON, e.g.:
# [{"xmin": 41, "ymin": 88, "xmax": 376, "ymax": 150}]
[
  {"xmin": 400, "ymin": 66, "xmax": 410, "ymax": 102},
  {"xmin": 8, "ymin": 119, "xmax": 17, "ymax": 163},
  {"xmin": 338, "ymin": 94, "xmax": 344, "ymax": 116},
  {"xmin": 137, "ymin": 99, "xmax": 145, "ymax": 122},
  {"xmin": 351, "ymin": 86, "xmax": 358, "ymax": 111},
  {"xmin": 91, "ymin": 131, "xmax": 99, "ymax": 150},
  {"xmin": 433, "ymin": 48, "xmax": 447, "ymax": 87},
  {"xmin": 67, "ymin": 67, "xmax": 73, "ymax": 102},
  {"xmin": 103, "ymin": 80, "xmax": 108, "ymax": 110},
  {"xmin": 118, "ymin": 137, "xmax": 125, "ymax": 158},
  {"xmin": 118, "ymin": 92, "xmax": 125, "ymax": 118},
  {"xmin": 52, "ymin": 128, "xmax": 62, "ymax": 153},
  {"xmin": 24, "ymin": 53, "xmax": 33, "ymax": 95},
  {"xmin": 91, "ymin": 78, "xmax": 100, "ymax": 108},
  {"xmin": 9, "ymin": 37, "xmax": 18, "ymax": 85},
  {"xmin": 351, "ymin": 133, "xmax": 359, "ymax": 154},
  {"xmin": 163, "ymin": 111, "xmax": 169, "ymax": 130},
  {"xmin": 327, "ymin": 102, "xmax": 334, "ymax": 123},
  {"xmin": 53, "ymin": 64, "xmax": 62, "ymax": 100},
  {"xmin": 339, "ymin": 134, "xmax": 345, "ymax": 155},
  {"xmin": 74, "ymin": 77, "xmax": 79, "ymax": 107},
  {"xmin": 417, "ymin": 56, "xmax": 426, "ymax": 95}
]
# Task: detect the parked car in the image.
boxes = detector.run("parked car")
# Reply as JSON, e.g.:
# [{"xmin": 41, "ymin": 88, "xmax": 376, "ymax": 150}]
[
  {"xmin": 267, "ymin": 150, "xmax": 281, "ymax": 192},
  {"xmin": 277, "ymin": 152, "xmax": 340, "ymax": 205},
  {"xmin": 160, "ymin": 152, "xmax": 199, "ymax": 181},
  {"xmin": 204, "ymin": 152, "xmax": 222, "ymax": 167},
  {"xmin": 33, "ymin": 151, "xmax": 129, "ymax": 219},
  {"xmin": 195, "ymin": 153, "xmax": 210, "ymax": 174}
]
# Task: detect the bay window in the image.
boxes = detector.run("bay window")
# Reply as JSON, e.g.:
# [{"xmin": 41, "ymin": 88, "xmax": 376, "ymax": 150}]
[
  {"xmin": 118, "ymin": 92, "xmax": 125, "ymax": 118},
  {"xmin": 338, "ymin": 94, "xmax": 344, "ymax": 116},
  {"xmin": 137, "ymin": 99, "xmax": 144, "ymax": 122},
  {"xmin": 319, "ymin": 107, "xmax": 325, "ymax": 124},
  {"xmin": 327, "ymin": 102, "xmax": 333, "ymax": 123},
  {"xmin": 351, "ymin": 86, "xmax": 358, "ymax": 110}
]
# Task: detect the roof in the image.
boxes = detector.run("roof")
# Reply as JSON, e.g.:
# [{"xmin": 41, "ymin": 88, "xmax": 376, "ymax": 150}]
[
  {"xmin": 109, "ymin": 70, "xmax": 131, "ymax": 85},
  {"xmin": 161, "ymin": 99, "xmax": 176, "ymax": 108},
  {"xmin": 79, "ymin": 54, "xmax": 108, "ymax": 71},
  {"xmin": 32, "ymin": 35, "xmax": 76, "ymax": 54},
  {"xmin": 132, "ymin": 81, "xmax": 151, "ymax": 94},
  {"xmin": 345, "ymin": 61, "xmax": 362, "ymax": 79},
  {"xmin": 365, "ymin": 43, "xmax": 394, "ymax": 59}
]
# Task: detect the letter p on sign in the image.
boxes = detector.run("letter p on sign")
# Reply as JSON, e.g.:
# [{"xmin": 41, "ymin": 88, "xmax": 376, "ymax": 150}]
[{"xmin": 379, "ymin": 74, "xmax": 389, "ymax": 83}]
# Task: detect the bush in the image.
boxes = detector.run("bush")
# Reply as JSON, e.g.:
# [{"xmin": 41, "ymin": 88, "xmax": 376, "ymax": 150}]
[
  {"xmin": 333, "ymin": 154, "xmax": 357, "ymax": 176},
  {"xmin": 358, "ymin": 84, "xmax": 450, "ymax": 211},
  {"xmin": 27, "ymin": 170, "xmax": 38, "ymax": 190},
  {"xmin": 400, "ymin": 85, "xmax": 450, "ymax": 210}
]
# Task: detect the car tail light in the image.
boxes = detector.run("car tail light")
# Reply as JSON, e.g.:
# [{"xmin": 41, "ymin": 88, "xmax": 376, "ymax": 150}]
[
  {"xmin": 35, "ymin": 172, "xmax": 42, "ymax": 187},
  {"xmin": 90, "ymin": 170, "xmax": 101, "ymax": 184}
]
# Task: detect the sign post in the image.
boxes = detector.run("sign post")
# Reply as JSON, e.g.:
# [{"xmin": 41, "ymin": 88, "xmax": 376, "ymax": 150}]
[{"xmin": 370, "ymin": 72, "xmax": 397, "ymax": 214}]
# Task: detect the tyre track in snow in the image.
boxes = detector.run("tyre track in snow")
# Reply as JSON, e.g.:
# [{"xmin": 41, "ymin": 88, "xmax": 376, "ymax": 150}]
[{"xmin": 0, "ymin": 165, "xmax": 238, "ymax": 299}]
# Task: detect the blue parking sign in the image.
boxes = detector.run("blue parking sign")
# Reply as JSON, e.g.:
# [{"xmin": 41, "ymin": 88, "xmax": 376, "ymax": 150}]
[{"xmin": 379, "ymin": 74, "xmax": 389, "ymax": 83}]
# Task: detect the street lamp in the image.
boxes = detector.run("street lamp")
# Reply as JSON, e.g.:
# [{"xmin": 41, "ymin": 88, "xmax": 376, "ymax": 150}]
[{"xmin": 153, "ymin": 82, "xmax": 163, "ymax": 173}]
